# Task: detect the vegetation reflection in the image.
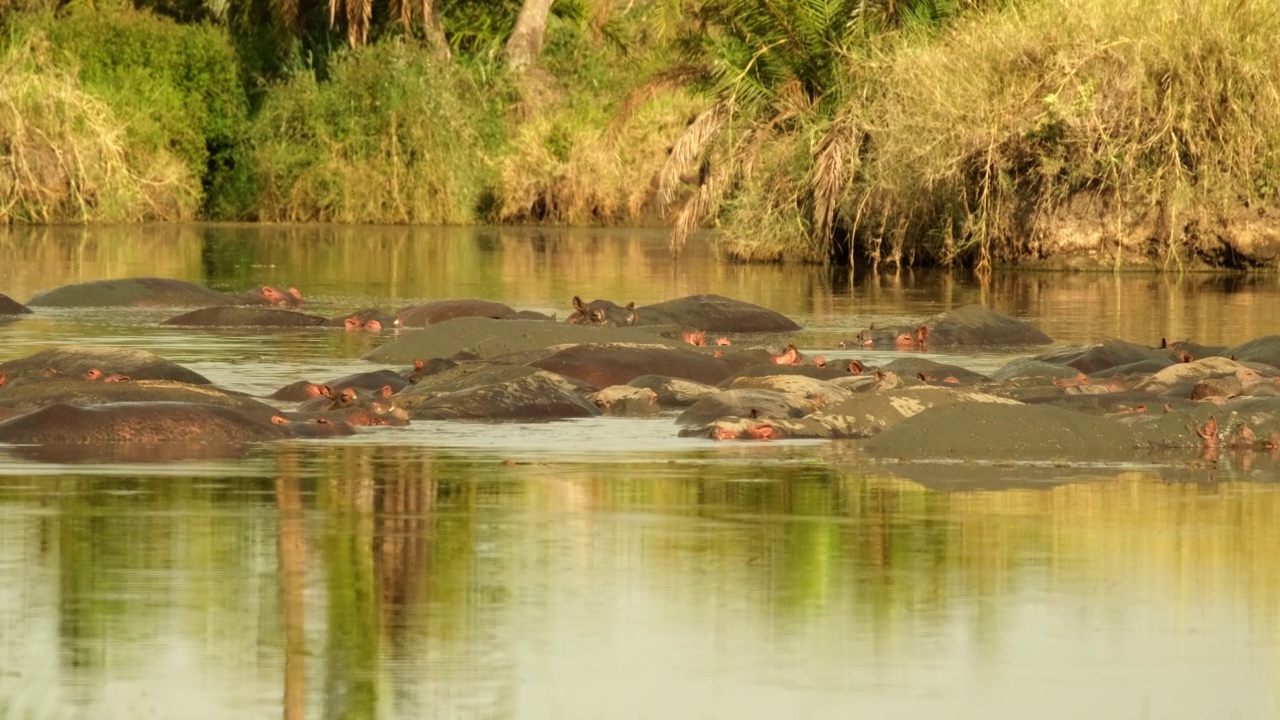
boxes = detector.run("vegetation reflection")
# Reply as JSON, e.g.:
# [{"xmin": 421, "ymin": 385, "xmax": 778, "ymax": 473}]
[{"xmin": 1, "ymin": 447, "xmax": 1279, "ymax": 716}]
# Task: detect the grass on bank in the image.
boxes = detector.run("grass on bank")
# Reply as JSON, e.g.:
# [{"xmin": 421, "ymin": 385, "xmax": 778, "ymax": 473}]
[
  {"xmin": 248, "ymin": 39, "xmax": 500, "ymax": 224},
  {"xmin": 0, "ymin": 32, "xmax": 197, "ymax": 223},
  {"xmin": 717, "ymin": 0, "xmax": 1280, "ymax": 267}
]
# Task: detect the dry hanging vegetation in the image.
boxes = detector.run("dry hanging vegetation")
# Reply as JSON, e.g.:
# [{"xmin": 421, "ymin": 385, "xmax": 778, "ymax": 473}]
[
  {"xmin": 0, "ymin": 33, "xmax": 196, "ymax": 224},
  {"xmin": 494, "ymin": 89, "xmax": 707, "ymax": 226},
  {"xmin": 720, "ymin": 0, "xmax": 1280, "ymax": 268}
]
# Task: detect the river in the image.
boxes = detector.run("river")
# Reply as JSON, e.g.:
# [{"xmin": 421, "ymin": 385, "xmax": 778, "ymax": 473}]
[{"xmin": 1, "ymin": 224, "xmax": 1278, "ymax": 719}]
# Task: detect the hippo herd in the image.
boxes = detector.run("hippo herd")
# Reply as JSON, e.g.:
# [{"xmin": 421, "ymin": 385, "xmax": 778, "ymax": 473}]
[{"xmin": 3, "ymin": 276, "xmax": 1280, "ymax": 466}]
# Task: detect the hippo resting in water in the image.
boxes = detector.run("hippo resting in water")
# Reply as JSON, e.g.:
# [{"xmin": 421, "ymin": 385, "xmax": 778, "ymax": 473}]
[
  {"xmin": 0, "ymin": 402, "xmax": 352, "ymax": 445},
  {"xmin": 566, "ymin": 294, "xmax": 801, "ymax": 332},
  {"xmin": 0, "ymin": 294, "xmax": 32, "ymax": 315},
  {"xmin": 26, "ymin": 277, "xmax": 304, "ymax": 309},
  {"xmin": 847, "ymin": 305, "xmax": 1052, "ymax": 349},
  {"xmin": 396, "ymin": 299, "xmax": 554, "ymax": 326},
  {"xmin": 0, "ymin": 346, "xmax": 212, "ymax": 385}
]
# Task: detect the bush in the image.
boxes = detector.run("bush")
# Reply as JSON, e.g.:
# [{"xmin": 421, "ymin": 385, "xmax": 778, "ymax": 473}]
[
  {"xmin": 249, "ymin": 39, "xmax": 494, "ymax": 223},
  {"xmin": 0, "ymin": 31, "xmax": 197, "ymax": 222},
  {"xmin": 720, "ymin": 0, "xmax": 1280, "ymax": 267},
  {"xmin": 23, "ymin": 5, "xmax": 252, "ymax": 217}
]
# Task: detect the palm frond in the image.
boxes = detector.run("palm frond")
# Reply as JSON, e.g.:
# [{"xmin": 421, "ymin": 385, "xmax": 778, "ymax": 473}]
[
  {"xmin": 658, "ymin": 100, "xmax": 729, "ymax": 210},
  {"xmin": 607, "ymin": 65, "xmax": 707, "ymax": 138},
  {"xmin": 811, "ymin": 115, "xmax": 858, "ymax": 249},
  {"xmin": 670, "ymin": 159, "xmax": 731, "ymax": 256}
]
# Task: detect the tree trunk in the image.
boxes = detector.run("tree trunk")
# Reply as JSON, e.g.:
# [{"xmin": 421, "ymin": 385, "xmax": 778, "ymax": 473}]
[
  {"xmin": 420, "ymin": 0, "xmax": 451, "ymax": 62},
  {"xmin": 503, "ymin": 0, "xmax": 554, "ymax": 73}
]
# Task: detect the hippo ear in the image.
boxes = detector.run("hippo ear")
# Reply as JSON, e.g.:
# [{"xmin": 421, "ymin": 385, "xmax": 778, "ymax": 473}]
[
  {"xmin": 319, "ymin": 384, "xmax": 335, "ymax": 398},
  {"xmin": 624, "ymin": 302, "xmax": 635, "ymax": 311},
  {"xmin": 379, "ymin": 385, "xmax": 393, "ymax": 399},
  {"xmin": 414, "ymin": 359, "xmax": 425, "ymax": 371},
  {"xmin": 271, "ymin": 415, "xmax": 289, "ymax": 425},
  {"xmin": 573, "ymin": 296, "xmax": 586, "ymax": 312}
]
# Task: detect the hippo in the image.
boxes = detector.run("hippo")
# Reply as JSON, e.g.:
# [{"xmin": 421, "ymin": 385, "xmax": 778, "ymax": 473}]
[
  {"xmin": 1221, "ymin": 335, "xmax": 1280, "ymax": 370},
  {"xmin": 863, "ymin": 402, "xmax": 1139, "ymax": 462},
  {"xmin": 161, "ymin": 307, "xmax": 328, "ymax": 327},
  {"xmin": 290, "ymin": 385, "xmax": 410, "ymax": 426},
  {"xmin": 0, "ymin": 346, "xmax": 211, "ymax": 385},
  {"xmin": 0, "ymin": 378, "xmax": 275, "ymax": 418},
  {"xmin": 26, "ymin": 277, "xmax": 303, "ymax": 309},
  {"xmin": 626, "ymin": 375, "xmax": 720, "ymax": 407},
  {"xmin": 396, "ymin": 299, "xmax": 552, "ymax": 327},
  {"xmin": 0, "ymin": 402, "xmax": 306, "ymax": 445},
  {"xmin": 528, "ymin": 343, "xmax": 734, "ymax": 389},
  {"xmin": 566, "ymin": 294, "xmax": 801, "ymax": 332},
  {"xmin": 880, "ymin": 357, "xmax": 989, "ymax": 386},
  {"xmin": 588, "ymin": 386, "xmax": 661, "ymax": 416},
  {"xmin": 409, "ymin": 370, "xmax": 601, "ymax": 421},
  {"xmin": 1034, "ymin": 338, "xmax": 1181, "ymax": 375},
  {"xmin": 330, "ymin": 309, "xmax": 401, "ymax": 332},
  {"xmin": 271, "ymin": 369, "xmax": 409, "ymax": 401},
  {"xmin": 0, "ymin": 294, "xmax": 32, "ymax": 315},
  {"xmin": 850, "ymin": 305, "xmax": 1052, "ymax": 348},
  {"xmin": 675, "ymin": 389, "xmax": 827, "ymax": 426},
  {"xmin": 364, "ymin": 317, "xmax": 681, "ymax": 365}
]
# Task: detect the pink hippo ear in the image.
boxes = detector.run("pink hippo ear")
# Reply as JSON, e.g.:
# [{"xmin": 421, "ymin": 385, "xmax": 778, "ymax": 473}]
[
  {"xmin": 378, "ymin": 385, "xmax": 393, "ymax": 399},
  {"xmin": 414, "ymin": 359, "xmax": 425, "ymax": 371},
  {"xmin": 85, "ymin": 368, "xmax": 102, "ymax": 380},
  {"xmin": 288, "ymin": 287, "xmax": 303, "ymax": 303},
  {"xmin": 344, "ymin": 317, "xmax": 361, "ymax": 331},
  {"xmin": 271, "ymin": 415, "xmax": 290, "ymax": 425},
  {"xmin": 318, "ymin": 384, "xmax": 335, "ymax": 399},
  {"xmin": 572, "ymin": 296, "xmax": 587, "ymax": 312}
]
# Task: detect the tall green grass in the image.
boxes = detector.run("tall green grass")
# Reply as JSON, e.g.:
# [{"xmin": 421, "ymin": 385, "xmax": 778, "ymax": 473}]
[
  {"xmin": 0, "ymin": 32, "xmax": 197, "ymax": 222},
  {"xmin": 249, "ymin": 39, "xmax": 498, "ymax": 224}
]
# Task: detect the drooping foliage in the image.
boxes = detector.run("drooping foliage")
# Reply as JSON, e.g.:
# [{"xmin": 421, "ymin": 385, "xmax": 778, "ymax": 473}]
[{"xmin": 640, "ymin": 0, "xmax": 1006, "ymax": 258}]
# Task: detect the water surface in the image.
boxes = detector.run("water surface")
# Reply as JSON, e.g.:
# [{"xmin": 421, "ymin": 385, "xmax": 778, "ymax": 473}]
[{"xmin": 1, "ymin": 225, "xmax": 1279, "ymax": 719}]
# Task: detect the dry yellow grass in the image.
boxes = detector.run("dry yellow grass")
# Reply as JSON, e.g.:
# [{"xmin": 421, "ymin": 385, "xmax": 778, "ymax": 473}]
[{"xmin": 722, "ymin": 0, "xmax": 1280, "ymax": 268}]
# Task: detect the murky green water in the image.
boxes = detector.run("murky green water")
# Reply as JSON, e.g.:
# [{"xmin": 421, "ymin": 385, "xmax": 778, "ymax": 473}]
[{"xmin": 2, "ymin": 225, "xmax": 1280, "ymax": 718}]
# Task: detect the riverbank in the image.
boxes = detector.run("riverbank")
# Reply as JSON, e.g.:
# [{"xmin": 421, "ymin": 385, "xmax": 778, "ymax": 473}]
[{"xmin": 2, "ymin": 0, "xmax": 1278, "ymax": 269}]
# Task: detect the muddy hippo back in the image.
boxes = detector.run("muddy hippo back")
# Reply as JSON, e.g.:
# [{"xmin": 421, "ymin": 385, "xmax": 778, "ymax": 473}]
[
  {"xmin": 26, "ymin": 278, "xmax": 232, "ymax": 308},
  {"xmin": 639, "ymin": 294, "xmax": 802, "ymax": 332},
  {"xmin": 0, "ymin": 346, "xmax": 211, "ymax": 385},
  {"xmin": 0, "ymin": 402, "xmax": 293, "ymax": 444}
]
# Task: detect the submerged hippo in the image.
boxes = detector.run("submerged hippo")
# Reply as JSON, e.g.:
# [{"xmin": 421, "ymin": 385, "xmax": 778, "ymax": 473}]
[
  {"xmin": 566, "ymin": 294, "xmax": 801, "ymax": 332},
  {"xmin": 0, "ymin": 402, "xmax": 345, "ymax": 445},
  {"xmin": 0, "ymin": 346, "xmax": 211, "ymax": 385},
  {"xmin": 26, "ymin": 277, "xmax": 304, "ymax": 309},
  {"xmin": 162, "ymin": 306, "xmax": 328, "ymax": 327},
  {"xmin": 0, "ymin": 294, "xmax": 32, "ymax": 315},
  {"xmin": 397, "ymin": 299, "xmax": 518, "ymax": 326},
  {"xmin": 849, "ymin": 305, "xmax": 1052, "ymax": 348},
  {"xmin": 330, "ymin": 309, "xmax": 401, "ymax": 332}
]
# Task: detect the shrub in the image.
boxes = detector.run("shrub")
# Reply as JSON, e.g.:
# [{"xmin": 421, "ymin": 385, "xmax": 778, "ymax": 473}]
[
  {"xmin": 249, "ymin": 39, "xmax": 493, "ymax": 223},
  {"xmin": 25, "ymin": 5, "xmax": 251, "ymax": 217},
  {"xmin": 0, "ymin": 31, "xmax": 196, "ymax": 222}
]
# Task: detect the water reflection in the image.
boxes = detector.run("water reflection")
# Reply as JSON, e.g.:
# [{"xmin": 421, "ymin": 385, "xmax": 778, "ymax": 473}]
[
  {"xmin": 2, "ymin": 225, "xmax": 1280, "ymax": 718},
  {"xmin": 0, "ymin": 445, "xmax": 1275, "ymax": 719},
  {"xmin": 6, "ymin": 224, "xmax": 1280, "ymax": 347}
]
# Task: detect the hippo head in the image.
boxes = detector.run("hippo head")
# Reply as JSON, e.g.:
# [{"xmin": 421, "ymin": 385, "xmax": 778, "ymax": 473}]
[
  {"xmin": 568, "ymin": 297, "xmax": 637, "ymax": 327},
  {"xmin": 260, "ymin": 285, "xmax": 305, "ymax": 308}
]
